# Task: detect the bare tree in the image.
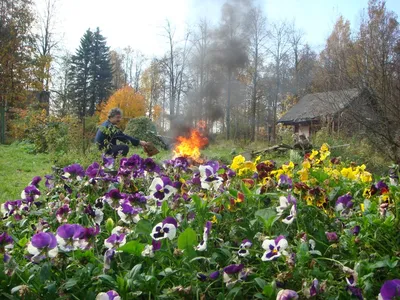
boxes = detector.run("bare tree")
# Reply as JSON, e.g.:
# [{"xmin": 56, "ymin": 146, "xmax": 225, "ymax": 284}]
[
  {"xmin": 289, "ymin": 23, "xmax": 304, "ymax": 96},
  {"xmin": 266, "ymin": 21, "xmax": 292, "ymax": 142},
  {"xmin": 246, "ymin": 5, "xmax": 267, "ymax": 141}
]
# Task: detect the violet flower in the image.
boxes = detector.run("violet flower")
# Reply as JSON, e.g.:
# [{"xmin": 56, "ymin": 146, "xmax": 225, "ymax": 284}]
[
  {"xmin": 103, "ymin": 189, "xmax": 125, "ymax": 209},
  {"xmin": 276, "ymin": 289, "xmax": 299, "ymax": 300},
  {"xmin": 96, "ymin": 290, "xmax": 121, "ymax": 300},
  {"xmin": 56, "ymin": 224, "xmax": 84, "ymax": 252},
  {"xmin": 21, "ymin": 185, "xmax": 41, "ymax": 204},
  {"xmin": 30, "ymin": 176, "xmax": 42, "ymax": 187},
  {"xmin": 238, "ymin": 239, "xmax": 252, "ymax": 257},
  {"xmin": 378, "ymin": 279, "xmax": 400, "ymax": 300},
  {"xmin": 150, "ymin": 217, "xmax": 177, "ymax": 241},
  {"xmin": 276, "ymin": 195, "xmax": 297, "ymax": 225},
  {"xmin": 141, "ymin": 240, "xmax": 161, "ymax": 258},
  {"xmin": 84, "ymin": 204, "xmax": 104, "ymax": 225},
  {"xmin": 199, "ymin": 164, "xmax": 223, "ymax": 191},
  {"xmin": 103, "ymin": 249, "xmax": 115, "ymax": 273},
  {"xmin": 44, "ymin": 174, "xmax": 54, "ymax": 189},
  {"xmin": 102, "ymin": 154, "xmax": 115, "ymax": 169},
  {"xmin": 335, "ymin": 194, "xmax": 353, "ymax": 212},
  {"xmin": 62, "ymin": 163, "xmax": 85, "ymax": 181},
  {"xmin": 261, "ymin": 235, "xmax": 289, "ymax": 261},
  {"xmin": 195, "ymin": 221, "xmax": 212, "ymax": 251},
  {"xmin": 27, "ymin": 232, "xmax": 58, "ymax": 262},
  {"xmin": 78, "ymin": 225, "xmax": 100, "ymax": 250},
  {"xmin": 117, "ymin": 202, "xmax": 142, "ymax": 224},
  {"xmin": 278, "ymin": 174, "xmax": 293, "ymax": 190},
  {"xmin": 223, "ymin": 264, "xmax": 244, "ymax": 274},
  {"xmin": 86, "ymin": 162, "xmax": 105, "ymax": 178},
  {"xmin": 210, "ymin": 270, "xmax": 220, "ymax": 280},
  {"xmin": 0, "ymin": 232, "xmax": 13, "ymax": 253},
  {"xmin": 351, "ymin": 225, "xmax": 361, "ymax": 236},
  {"xmin": 104, "ymin": 233, "xmax": 126, "ymax": 249},
  {"xmin": 56, "ymin": 204, "xmax": 71, "ymax": 223},
  {"xmin": 148, "ymin": 177, "xmax": 177, "ymax": 202},
  {"xmin": 346, "ymin": 286, "xmax": 364, "ymax": 300},
  {"xmin": 143, "ymin": 158, "xmax": 160, "ymax": 173},
  {"xmin": 325, "ymin": 232, "xmax": 338, "ymax": 242}
]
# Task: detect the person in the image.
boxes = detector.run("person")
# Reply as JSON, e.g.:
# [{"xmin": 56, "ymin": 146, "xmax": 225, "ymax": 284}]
[{"xmin": 95, "ymin": 108, "xmax": 149, "ymax": 158}]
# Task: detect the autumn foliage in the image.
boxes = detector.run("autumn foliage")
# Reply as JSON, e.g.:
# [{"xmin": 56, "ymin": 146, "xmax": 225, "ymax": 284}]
[{"xmin": 98, "ymin": 86, "xmax": 146, "ymax": 129}]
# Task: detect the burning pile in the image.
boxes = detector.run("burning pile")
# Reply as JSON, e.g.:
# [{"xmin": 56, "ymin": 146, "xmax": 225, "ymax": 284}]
[{"xmin": 173, "ymin": 121, "xmax": 208, "ymax": 162}]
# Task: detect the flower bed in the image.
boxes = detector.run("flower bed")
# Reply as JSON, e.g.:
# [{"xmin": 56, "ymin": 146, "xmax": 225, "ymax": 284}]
[{"xmin": 1, "ymin": 144, "xmax": 399, "ymax": 299}]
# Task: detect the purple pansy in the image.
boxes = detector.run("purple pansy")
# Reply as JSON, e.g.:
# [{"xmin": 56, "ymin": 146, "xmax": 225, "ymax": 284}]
[
  {"xmin": 103, "ymin": 249, "xmax": 115, "ymax": 273},
  {"xmin": 30, "ymin": 176, "xmax": 42, "ymax": 187},
  {"xmin": 63, "ymin": 163, "xmax": 85, "ymax": 180},
  {"xmin": 0, "ymin": 232, "xmax": 13, "ymax": 252},
  {"xmin": 1, "ymin": 200, "xmax": 28, "ymax": 220},
  {"xmin": 56, "ymin": 204, "xmax": 71, "ymax": 223},
  {"xmin": 96, "ymin": 290, "xmax": 121, "ymax": 300},
  {"xmin": 104, "ymin": 233, "xmax": 127, "ymax": 249},
  {"xmin": 27, "ymin": 232, "xmax": 58, "ymax": 262},
  {"xmin": 199, "ymin": 164, "xmax": 223, "ymax": 191},
  {"xmin": 126, "ymin": 192, "xmax": 147, "ymax": 204},
  {"xmin": 117, "ymin": 202, "xmax": 142, "ymax": 224},
  {"xmin": 143, "ymin": 158, "xmax": 160, "ymax": 173},
  {"xmin": 102, "ymin": 154, "xmax": 115, "ymax": 169},
  {"xmin": 84, "ymin": 204, "xmax": 104, "ymax": 225},
  {"xmin": 238, "ymin": 239, "xmax": 252, "ymax": 257},
  {"xmin": 44, "ymin": 174, "xmax": 54, "ymax": 189},
  {"xmin": 378, "ymin": 279, "xmax": 400, "ymax": 300},
  {"xmin": 56, "ymin": 224, "xmax": 84, "ymax": 252},
  {"xmin": 141, "ymin": 239, "xmax": 161, "ymax": 258},
  {"xmin": 335, "ymin": 194, "xmax": 354, "ymax": 212},
  {"xmin": 150, "ymin": 217, "xmax": 178, "ymax": 241},
  {"xmin": 21, "ymin": 185, "xmax": 41, "ymax": 204},
  {"xmin": 103, "ymin": 189, "xmax": 125, "ymax": 208},
  {"xmin": 343, "ymin": 266, "xmax": 358, "ymax": 286},
  {"xmin": 195, "ymin": 221, "xmax": 212, "ymax": 251},
  {"xmin": 325, "ymin": 231, "xmax": 338, "ymax": 242},
  {"xmin": 86, "ymin": 162, "xmax": 105, "ymax": 178},
  {"xmin": 276, "ymin": 289, "xmax": 299, "ymax": 300},
  {"xmin": 278, "ymin": 174, "xmax": 293, "ymax": 190},
  {"xmin": 346, "ymin": 286, "xmax": 364, "ymax": 300},
  {"xmin": 261, "ymin": 235, "xmax": 289, "ymax": 261},
  {"xmin": 210, "ymin": 270, "xmax": 220, "ymax": 280},
  {"xmin": 351, "ymin": 225, "xmax": 361, "ymax": 236},
  {"xmin": 224, "ymin": 264, "xmax": 244, "ymax": 274},
  {"xmin": 78, "ymin": 225, "xmax": 100, "ymax": 250},
  {"xmin": 149, "ymin": 177, "xmax": 177, "ymax": 202},
  {"xmin": 276, "ymin": 195, "xmax": 297, "ymax": 225}
]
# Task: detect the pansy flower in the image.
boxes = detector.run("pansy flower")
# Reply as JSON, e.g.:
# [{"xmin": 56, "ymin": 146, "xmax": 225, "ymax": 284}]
[
  {"xmin": 78, "ymin": 225, "xmax": 100, "ymax": 250},
  {"xmin": 378, "ymin": 279, "xmax": 400, "ymax": 300},
  {"xmin": 21, "ymin": 185, "xmax": 41, "ymax": 204},
  {"xmin": 343, "ymin": 266, "xmax": 358, "ymax": 287},
  {"xmin": 111, "ymin": 226, "xmax": 132, "ymax": 236},
  {"xmin": 44, "ymin": 174, "xmax": 54, "ymax": 189},
  {"xmin": 276, "ymin": 289, "xmax": 299, "ymax": 300},
  {"xmin": 238, "ymin": 239, "xmax": 252, "ymax": 257},
  {"xmin": 56, "ymin": 204, "xmax": 71, "ymax": 223},
  {"xmin": 104, "ymin": 233, "xmax": 126, "ymax": 249},
  {"xmin": 148, "ymin": 177, "xmax": 177, "ymax": 202},
  {"xmin": 102, "ymin": 154, "xmax": 114, "ymax": 169},
  {"xmin": 27, "ymin": 232, "xmax": 58, "ymax": 262},
  {"xmin": 346, "ymin": 286, "xmax": 364, "ymax": 300},
  {"xmin": 303, "ymin": 278, "xmax": 319, "ymax": 298},
  {"xmin": 103, "ymin": 249, "xmax": 115, "ymax": 273},
  {"xmin": 325, "ymin": 232, "xmax": 338, "ymax": 242},
  {"xmin": 103, "ymin": 189, "xmax": 125, "ymax": 209},
  {"xmin": 84, "ymin": 204, "xmax": 104, "ymax": 225},
  {"xmin": 150, "ymin": 217, "xmax": 177, "ymax": 241},
  {"xmin": 96, "ymin": 290, "xmax": 121, "ymax": 300},
  {"xmin": 0, "ymin": 232, "xmax": 13, "ymax": 253},
  {"xmin": 141, "ymin": 240, "xmax": 161, "ymax": 258},
  {"xmin": 117, "ymin": 202, "xmax": 142, "ymax": 224},
  {"xmin": 1, "ymin": 200, "xmax": 28, "ymax": 220},
  {"xmin": 56, "ymin": 224, "xmax": 84, "ymax": 252},
  {"xmin": 195, "ymin": 221, "xmax": 212, "ymax": 251},
  {"xmin": 62, "ymin": 163, "xmax": 85, "ymax": 181},
  {"xmin": 86, "ymin": 162, "xmax": 105, "ymax": 179},
  {"xmin": 276, "ymin": 195, "xmax": 297, "ymax": 225},
  {"xmin": 278, "ymin": 174, "xmax": 293, "ymax": 190},
  {"xmin": 199, "ymin": 164, "xmax": 223, "ymax": 191},
  {"xmin": 30, "ymin": 176, "xmax": 42, "ymax": 187},
  {"xmin": 210, "ymin": 270, "xmax": 220, "ymax": 280},
  {"xmin": 223, "ymin": 264, "xmax": 245, "ymax": 288},
  {"xmin": 261, "ymin": 235, "xmax": 289, "ymax": 261},
  {"xmin": 335, "ymin": 194, "xmax": 353, "ymax": 212},
  {"xmin": 143, "ymin": 158, "xmax": 160, "ymax": 173}
]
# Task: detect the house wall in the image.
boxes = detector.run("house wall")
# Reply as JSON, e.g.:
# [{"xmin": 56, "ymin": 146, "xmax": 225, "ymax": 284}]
[{"xmin": 299, "ymin": 124, "xmax": 310, "ymax": 138}]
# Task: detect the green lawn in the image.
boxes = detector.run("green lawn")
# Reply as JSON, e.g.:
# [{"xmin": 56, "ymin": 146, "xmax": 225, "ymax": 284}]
[{"xmin": 0, "ymin": 144, "xmax": 53, "ymax": 203}]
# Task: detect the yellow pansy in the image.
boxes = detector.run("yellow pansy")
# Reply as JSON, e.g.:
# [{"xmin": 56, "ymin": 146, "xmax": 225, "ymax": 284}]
[
  {"xmin": 230, "ymin": 155, "xmax": 245, "ymax": 171},
  {"xmin": 255, "ymin": 155, "xmax": 261, "ymax": 164},
  {"xmin": 297, "ymin": 168, "xmax": 309, "ymax": 182},
  {"xmin": 282, "ymin": 161, "xmax": 295, "ymax": 173},
  {"xmin": 320, "ymin": 151, "xmax": 330, "ymax": 161},
  {"xmin": 309, "ymin": 150, "xmax": 319, "ymax": 160},
  {"xmin": 320, "ymin": 143, "xmax": 329, "ymax": 153},
  {"xmin": 238, "ymin": 167, "xmax": 254, "ymax": 177},
  {"xmin": 305, "ymin": 194, "xmax": 314, "ymax": 205},
  {"xmin": 211, "ymin": 215, "xmax": 218, "ymax": 224},
  {"xmin": 360, "ymin": 203, "xmax": 365, "ymax": 212},
  {"xmin": 363, "ymin": 188, "xmax": 372, "ymax": 199},
  {"xmin": 360, "ymin": 171, "xmax": 372, "ymax": 183},
  {"xmin": 242, "ymin": 161, "xmax": 256, "ymax": 172},
  {"xmin": 302, "ymin": 160, "xmax": 311, "ymax": 169},
  {"xmin": 341, "ymin": 167, "xmax": 356, "ymax": 180}
]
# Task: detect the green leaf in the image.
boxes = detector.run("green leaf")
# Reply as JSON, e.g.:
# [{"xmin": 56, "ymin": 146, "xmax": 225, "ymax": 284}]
[
  {"xmin": 263, "ymin": 282, "xmax": 275, "ymax": 297},
  {"xmin": 118, "ymin": 241, "xmax": 145, "ymax": 256},
  {"xmin": 18, "ymin": 237, "xmax": 28, "ymax": 248},
  {"xmin": 65, "ymin": 278, "xmax": 78, "ymax": 290},
  {"xmin": 98, "ymin": 274, "xmax": 117, "ymax": 287},
  {"xmin": 40, "ymin": 262, "xmax": 51, "ymax": 283},
  {"xmin": 135, "ymin": 219, "xmax": 152, "ymax": 236},
  {"xmin": 241, "ymin": 181, "xmax": 252, "ymax": 196},
  {"xmin": 127, "ymin": 264, "xmax": 143, "ymax": 279},
  {"xmin": 178, "ymin": 227, "xmax": 197, "ymax": 251},
  {"xmin": 254, "ymin": 277, "xmax": 267, "ymax": 289},
  {"xmin": 192, "ymin": 194, "xmax": 206, "ymax": 210},
  {"xmin": 227, "ymin": 286, "xmax": 242, "ymax": 298},
  {"xmin": 161, "ymin": 201, "xmax": 169, "ymax": 217}
]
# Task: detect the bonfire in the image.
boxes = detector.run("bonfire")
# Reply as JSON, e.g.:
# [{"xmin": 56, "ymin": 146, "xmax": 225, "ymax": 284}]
[{"xmin": 173, "ymin": 121, "xmax": 208, "ymax": 162}]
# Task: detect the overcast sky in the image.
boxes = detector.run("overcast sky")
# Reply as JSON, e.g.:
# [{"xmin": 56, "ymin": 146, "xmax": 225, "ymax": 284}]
[{"xmin": 37, "ymin": 0, "xmax": 400, "ymax": 57}]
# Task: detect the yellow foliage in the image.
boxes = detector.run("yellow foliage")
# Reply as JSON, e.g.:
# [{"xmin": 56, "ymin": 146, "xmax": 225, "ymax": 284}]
[{"xmin": 98, "ymin": 86, "xmax": 146, "ymax": 130}]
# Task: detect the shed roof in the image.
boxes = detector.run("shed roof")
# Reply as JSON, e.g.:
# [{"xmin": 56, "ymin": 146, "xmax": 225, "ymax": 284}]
[{"xmin": 278, "ymin": 89, "xmax": 360, "ymax": 124}]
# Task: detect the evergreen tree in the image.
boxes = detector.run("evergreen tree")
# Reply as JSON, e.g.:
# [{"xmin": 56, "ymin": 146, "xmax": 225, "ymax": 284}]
[
  {"xmin": 89, "ymin": 27, "xmax": 112, "ymax": 115},
  {"xmin": 69, "ymin": 29, "xmax": 93, "ymax": 119}
]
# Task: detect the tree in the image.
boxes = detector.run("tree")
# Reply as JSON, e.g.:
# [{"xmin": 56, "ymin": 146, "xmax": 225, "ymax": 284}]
[
  {"xmin": 266, "ymin": 21, "xmax": 292, "ymax": 142},
  {"xmin": 141, "ymin": 59, "xmax": 162, "ymax": 120},
  {"xmin": 246, "ymin": 5, "xmax": 267, "ymax": 141},
  {"xmin": 110, "ymin": 50, "xmax": 126, "ymax": 90},
  {"xmin": 89, "ymin": 27, "xmax": 112, "ymax": 116},
  {"xmin": 52, "ymin": 51, "xmax": 73, "ymax": 116},
  {"xmin": 98, "ymin": 86, "xmax": 146, "ymax": 130},
  {"xmin": 32, "ymin": 0, "xmax": 59, "ymax": 92}
]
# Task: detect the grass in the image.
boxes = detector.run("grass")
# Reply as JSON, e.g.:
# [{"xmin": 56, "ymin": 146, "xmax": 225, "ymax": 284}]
[{"xmin": 0, "ymin": 143, "xmax": 53, "ymax": 203}]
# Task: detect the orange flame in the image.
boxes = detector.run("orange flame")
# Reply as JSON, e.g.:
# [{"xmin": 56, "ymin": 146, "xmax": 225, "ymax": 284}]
[{"xmin": 173, "ymin": 128, "xmax": 208, "ymax": 161}]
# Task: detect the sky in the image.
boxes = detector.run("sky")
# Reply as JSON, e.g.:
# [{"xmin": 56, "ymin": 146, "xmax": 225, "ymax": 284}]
[{"xmin": 37, "ymin": 0, "xmax": 400, "ymax": 57}]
